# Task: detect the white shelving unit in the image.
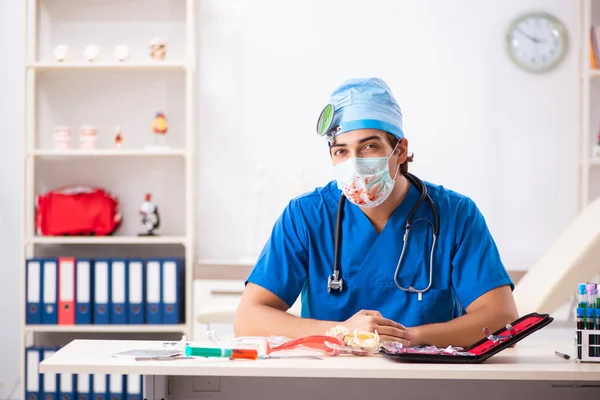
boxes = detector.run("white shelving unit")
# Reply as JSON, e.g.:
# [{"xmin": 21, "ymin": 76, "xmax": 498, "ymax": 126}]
[
  {"xmin": 20, "ymin": 1, "xmax": 196, "ymax": 398},
  {"xmin": 580, "ymin": 0, "xmax": 600, "ymax": 211}
]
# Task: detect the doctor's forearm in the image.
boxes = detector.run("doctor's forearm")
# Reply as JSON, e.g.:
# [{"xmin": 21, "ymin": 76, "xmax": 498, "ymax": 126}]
[
  {"xmin": 409, "ymin": 308, "xmax": 518, "ymax": 348},
  {"xmin": 234, "ymin": 304, "xmax": 337, "ymax": 339}
]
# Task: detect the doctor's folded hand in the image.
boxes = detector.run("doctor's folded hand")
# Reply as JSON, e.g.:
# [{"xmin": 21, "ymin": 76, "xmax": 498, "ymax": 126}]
[
  {"xmin": 344, "ymin": 310, "xmax": 411, "ymax": 346},
  {"xmin": 234, "ymin": 78, "xmax": 519, "ymax": 348}
]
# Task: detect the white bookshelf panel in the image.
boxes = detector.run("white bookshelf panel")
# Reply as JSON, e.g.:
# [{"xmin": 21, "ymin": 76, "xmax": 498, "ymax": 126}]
[
  {"xmin": 34, "ymin": 157, "xmax": 187, "ymax": 237},
  {"xmin": 29, "ymin": 236, "xmax": 187, "ymax": 245},
  {"xmin": 29, "ymin": 148, "xmax": 188, "ymax": 157},
  {"xmin": 35, "ymin": 70, "xmax": 185, "ymax": 150},
  {"xmin": 25, "ymin": 324, "xmax": 188, "ymax": 334},
  {"xmin": 37, "ymin": 0, "xmax": 186, "ymax": 63},
  {"xmin": 31, "ymin": 243, "xmax": 186, "ymax": 261},
  {"xmin": 28, "ymin": 61, "xmax": 187, "ymax": 71}
]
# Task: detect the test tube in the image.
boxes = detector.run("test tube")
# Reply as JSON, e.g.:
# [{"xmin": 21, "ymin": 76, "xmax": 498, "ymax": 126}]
[
  {"xmin": 577, "ymin": 307, "xmax": 584, "ymax": 360},
  {"xmin": 594, "ymin": 283, "xmax": 600, "ymax": 357},
  {"xmin": 578, "ymin": 283, "xmax": 588, "ymax": 310},
  {"xmin": 596, "ymin": 283, "xmax": 600, "ymax": 313},
  {"xmin": 588, "ymin": 308, "xmax": 596, "ymax": 358},
  {"xmin": 588, "ymin": 284, "xmax": 598, "ymax": 357}
]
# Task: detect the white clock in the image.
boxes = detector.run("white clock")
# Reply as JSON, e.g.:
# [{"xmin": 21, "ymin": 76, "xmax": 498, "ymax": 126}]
[{"xmin": 505, "ymin": 11, "xmax": 568, "ymax": 73}]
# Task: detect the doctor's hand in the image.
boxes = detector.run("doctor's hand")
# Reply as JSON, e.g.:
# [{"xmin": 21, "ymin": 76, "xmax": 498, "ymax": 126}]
[{"xmin": 344, "ymin": 310, "xmax": 411, "ymax": 346}]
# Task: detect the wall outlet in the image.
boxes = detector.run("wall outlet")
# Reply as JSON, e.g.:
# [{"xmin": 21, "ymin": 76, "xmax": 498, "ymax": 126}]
[{"xmin": 193, "ymin": 376, "xmax": 221, "ymax": 392}]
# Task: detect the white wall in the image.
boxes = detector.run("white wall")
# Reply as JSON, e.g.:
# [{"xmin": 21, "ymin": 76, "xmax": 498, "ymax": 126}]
[
  {"xmin": 0, "ymin": 0, "xmax": 24, "ymax": 396},
  {"xmin": 196, "ymin": 0, "xmax": 580, "ymax": 271},
  {"xmin": 0, "ymin": 0, "xmax": 581, "ymax": 394}
]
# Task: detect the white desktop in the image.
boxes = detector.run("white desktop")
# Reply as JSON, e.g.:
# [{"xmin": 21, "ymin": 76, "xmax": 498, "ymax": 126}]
[{"xmin": 38, "ymin": 322, "xmax": 600, "ymax": 400}]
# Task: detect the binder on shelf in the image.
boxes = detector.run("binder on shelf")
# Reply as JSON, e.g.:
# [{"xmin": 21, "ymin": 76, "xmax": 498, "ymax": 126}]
[
  {"xmin": 58, "ymin": 257, "xmax": 75, "ymax": 325},
  {"xmin": 126, "ymin": 375, "xmax": 142, "ymax": 400},
  {"xmin": 25, "ymin": 347, "xmax": 41, "ymax": 400},
  {"xmin": 76, "ymin": 259, "xmax": 93, "ymax": 324},
  {"xmin": 110, "ymin": 260, "xmax": 128, "ymax": 325},
  {"xmin": 145, "ymin": 259, "xmax": 162, "ymax": 324},
  {"xmin": 42, "ymin": 259, "xmax": 58, "ymax": 325},
  {"xmin": 162, "ymin": 258, "xmax": 185, "ymax": 324},
  {"xmin": 94, "ymin": 259, "xmax": 111, "ymax": 324},
  {"xmin": 59, "ymin": 373, "xmax": 75, "ymax": 400},
  {"xmin": 42, "ymin": 349, "xmax": 58, "ymax": 400},
  {"xmin": 93, "ymin": 374, "xmax": 108, "ymax": 400},
  {"xmin": 77, "ymin": 374, "xmax": 92, "ymax": 400},
  {"xmin": 27, "ymin": 255, "xmax": 187, "ymax": 326},
  {"xmin": 109, "ymin": 374, "xmax": 125, "ymax": 400},
  {"xmin": 26, "ymin": 259, "xmax": 42, "ymax": 324},
  {"xmin": 127, "ymin": 259, "xmax": 145, "ymax": 324}
]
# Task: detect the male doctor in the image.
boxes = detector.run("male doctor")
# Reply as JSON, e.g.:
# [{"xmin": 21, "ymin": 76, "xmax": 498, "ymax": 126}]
[{"xmin": 235, "ymin": 78, "xmax": 518, "ymax": 348}]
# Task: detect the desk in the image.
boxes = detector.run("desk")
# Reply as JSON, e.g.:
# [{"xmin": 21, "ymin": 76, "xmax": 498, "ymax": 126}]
[{"xmin": 40, "ymin": 328, "xmax": 600, "ymax": 400}]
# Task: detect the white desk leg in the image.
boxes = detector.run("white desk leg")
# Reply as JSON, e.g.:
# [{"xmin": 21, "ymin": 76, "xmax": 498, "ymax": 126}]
[{"xmin": 143, "ymin": 375, "xmax": 169, "ymax": 400}]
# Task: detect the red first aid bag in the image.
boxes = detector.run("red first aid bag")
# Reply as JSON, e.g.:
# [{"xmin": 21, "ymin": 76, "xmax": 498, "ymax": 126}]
[{"xmin": 35, "ymin": 185, "xmax": 122, "ymax": 236}]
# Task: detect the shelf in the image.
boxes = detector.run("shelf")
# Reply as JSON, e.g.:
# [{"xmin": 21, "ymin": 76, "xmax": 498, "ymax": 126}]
[
  {"xmin": 29, "ymin": 148, "xmax": 188, "ymax": 158},
  {"xmin": 28, "ymin": 236, "xmax": 187, "ymax": 245},
  {"xmin": 24, "ymin": 324, "xmax": 188, "ymax": 334},
  {"xmin": 26, "ymin": 61, "xmax": 187, "ymax": 71}
]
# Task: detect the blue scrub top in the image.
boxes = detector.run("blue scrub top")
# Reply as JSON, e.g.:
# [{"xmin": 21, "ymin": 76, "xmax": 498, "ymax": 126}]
[{"xmin": 246, "ymin": 179, "xmax": 513, "ymax": 328}]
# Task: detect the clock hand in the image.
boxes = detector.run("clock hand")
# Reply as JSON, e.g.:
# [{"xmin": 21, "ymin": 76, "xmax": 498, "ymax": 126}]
[{"xmin": 516, "ymin": 28, "xmax": 543, "ymax": 43}]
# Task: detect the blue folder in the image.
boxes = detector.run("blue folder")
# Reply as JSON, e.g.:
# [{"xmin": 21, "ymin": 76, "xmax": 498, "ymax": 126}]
[
  {"xmin": 26, "ymin": 259, "xmax": 42, "ymax": 324},
  {"xmin": 41, "ymin": 348, "xmax": 59, "ymax": 400},
  {"xmin": 93, "ymin": 259, "xmax": 111, "ymax": 324},
  {"xmin": 75, "ymin": 259, "xmax": 93, "ymax": 324},
  {"xmin": 76, "ymin": 374, "xmax": 92, "ymax": 400},
  {"xmin": 58, "ymin": 373, "xmax": 75, "ymax": 400},
  {"xmin": 145, "ymin": 259, "xmax": 163, "ymax": 324},
  {"xmin": 41, "ymin": 259, "xmax": 58, "ymax": 325},
  {"xmin": 25, "ymin": 347, "xmax": 41, "ymax": 400},
  {"xmin": 162, "ymin": 258, "xmax": 185, "ymax": 324},
  {"xmin": 127, "ymin": 259, "xmax": 145, "ymax": 324},
  {"xmin": 110, "ymin": 260, "xmax": 128, "ymax": 325}
]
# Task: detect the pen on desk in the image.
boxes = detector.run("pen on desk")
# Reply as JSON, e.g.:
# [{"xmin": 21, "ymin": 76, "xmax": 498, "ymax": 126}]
[
  {"xmin": 554, "ymin": 351, "xmax": 570, "ymax": 360},
  {"xmin": 135, "ymin": 356, "xmax": 193, "ymax": 361}
]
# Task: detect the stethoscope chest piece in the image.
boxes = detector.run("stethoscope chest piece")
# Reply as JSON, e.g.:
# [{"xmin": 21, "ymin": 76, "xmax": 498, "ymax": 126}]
[{"xmin": 327, "ymin": 271, "xmax": 343, "ymax": 293}]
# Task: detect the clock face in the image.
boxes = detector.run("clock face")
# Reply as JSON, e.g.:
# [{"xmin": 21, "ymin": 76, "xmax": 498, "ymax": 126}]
[{"xmin": 506, "ymin": 12, "xmax": 568, "ymax": 73}]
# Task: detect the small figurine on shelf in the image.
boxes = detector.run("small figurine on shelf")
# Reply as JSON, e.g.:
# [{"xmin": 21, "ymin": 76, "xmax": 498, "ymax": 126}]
[
  {"xmin": 150, "ymin": 112, "xmax": 169, "ymax": 148},
  {"xmin": 139, "ymin": 193, "xmax": 160, "ymax": 236},
  {"xmin": 84, "ymin": 45, "xmax": 100, "ymax": 62},
  {"xmin": 54, "ymin": 126, "xmax": 71, "ymax": 149},
  {"xmin": 149, "ymin": 38, "xmax": 167, "ymax": 60},
  {"xmin": 114, "ymin": 126, "xmax": 123, "ymax": 149},
  {"xmin": 114, "ymin": 44, "xmax": 130, "ymax": 62},
  {"xmin": 79, "ymin": 125, "xmax": 97, "ymax": 149},
  {"xmin": 53, "ymin": 45, "xmax": 69, "ymax": 62}
]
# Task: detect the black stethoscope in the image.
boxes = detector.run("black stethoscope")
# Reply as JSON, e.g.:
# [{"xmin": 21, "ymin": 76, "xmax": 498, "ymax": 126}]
[{"xmin": 327, "ymin": 172, "xmax": 441, "ymax": 299}]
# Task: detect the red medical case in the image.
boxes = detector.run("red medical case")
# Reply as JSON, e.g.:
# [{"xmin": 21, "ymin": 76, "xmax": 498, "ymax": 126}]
[
  {"xmin": 35, "ymin": 185, "xmax": 122, "ymax": 236},
  {"xmin": 380, "ymin": 312, "xmax": 553, "ymax": 363}
]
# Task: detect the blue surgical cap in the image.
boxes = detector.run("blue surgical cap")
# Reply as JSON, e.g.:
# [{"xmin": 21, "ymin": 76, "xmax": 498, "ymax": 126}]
[{"xmin": 328, "ymin": 77, "xmax": 404, "ymax": 140}]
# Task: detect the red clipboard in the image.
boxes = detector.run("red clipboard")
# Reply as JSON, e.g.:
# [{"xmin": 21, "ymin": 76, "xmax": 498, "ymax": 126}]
[{"xmin": 380, "ymin": 312, "xmax": 554, "ymax": 363}]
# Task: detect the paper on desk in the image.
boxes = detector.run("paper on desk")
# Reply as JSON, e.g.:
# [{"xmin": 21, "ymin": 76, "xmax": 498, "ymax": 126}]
[{"xmin": 112, "ymin": 349, "xmax": 182, "ymax": 359}]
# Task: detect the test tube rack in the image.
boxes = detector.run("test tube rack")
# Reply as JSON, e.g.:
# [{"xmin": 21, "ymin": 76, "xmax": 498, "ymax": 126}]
[{"xmin": 574, "ymin": 329, "xmax": 600, "ymax": 362}]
